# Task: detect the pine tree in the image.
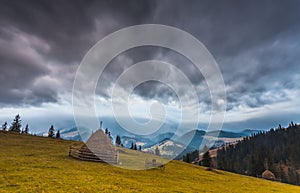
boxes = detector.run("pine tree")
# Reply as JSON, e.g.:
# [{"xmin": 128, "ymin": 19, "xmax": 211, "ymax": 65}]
[
  {"xmin": 56, "ymin": 130, "xmax": 60, "ymax": 138},
  {"xmin": 130, "ymin": 142, "xmax": 134, "ymax": 149},
  {"xmin": 1, "ymin": 122, "xmax": 7, "ymax": 131},
  {"xmin": 48, "ymin": 125, "xmax": 55, "ymax": 138},
  {"xmin": 139, "ymin": 145, "xmax": 142, "ymax": 151},
  {"xmin": 10, "ymin": 114, "xmax": 21, "ymax": 133},
  {"xmin": 279, "ymin": 164, "xmax": 287, "ymax": 182},
  {"xmin": 24, "ymin": 124, "xmax": 29, "ymax": 134},
  {"xmin": 115, "ymin": 135, "xmax": 121, "ymax": 146},
  {"xmin": 133, "ymin": 143, "xmax": 137, "ymax": 150},
  {"xmin": 185, "ymin": 153, "xmax": 190, "ymax": 163},
  {"xmin": 202, "ymin": 151, "xmax": 211, "ymax": 167}
]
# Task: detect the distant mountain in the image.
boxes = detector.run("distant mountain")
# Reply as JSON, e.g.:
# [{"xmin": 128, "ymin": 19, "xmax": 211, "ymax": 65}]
[
  {"xmin": 121, "ymin": 132, "xmax": 180, "ymax": 149},
  {"xmin": 143, "ymin": 139, "xmax": 185, "ymax": 159},
  {"xmin": 59, "ymin": 127, "xmax": 82, "ymax": 141},
  {"xmin": 121, "ymin": 135, "xmax": 153, "ymax": 148},
  {"xmin": 175, "ymin": 130, "xmax": 205, "ymax": 149},
  {"xmin": 240, "ymin": 129, "xmax": 262, "ymax": 136},
  {"xmin": 207, "ymin": 130, "xmax": 244, "ymax": 138},
  {"xmin": 98, "ymin": 116, "xmax": 179, "ymax": 139},
  {"xmin": 49, "ymin": 123, "xmax": 258, "ymax": 159},
  {"xmin": 174, "ymin": 129, "xmax": 245, "ymax": 150},
  {"xmin": 143, "ymin": 132, "xmax": 179, "ymax": 148}
]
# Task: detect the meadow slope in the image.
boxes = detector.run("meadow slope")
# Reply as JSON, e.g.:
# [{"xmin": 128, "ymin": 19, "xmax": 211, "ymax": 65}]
[{"xmin": 1, "ymin": 131, "xmax": 300, "ymax": 193}]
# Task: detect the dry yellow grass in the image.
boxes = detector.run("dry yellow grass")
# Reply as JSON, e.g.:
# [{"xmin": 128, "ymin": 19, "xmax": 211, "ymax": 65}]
[{"xmin": 1, "ymin": 131, "xmax": 300, "ymax": 192}]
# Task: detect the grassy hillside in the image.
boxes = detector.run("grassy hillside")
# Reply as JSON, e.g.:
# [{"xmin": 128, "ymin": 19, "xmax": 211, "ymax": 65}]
[{"xmin": 1, "ymin": 131, "xmax": 300, "ymax": 192}]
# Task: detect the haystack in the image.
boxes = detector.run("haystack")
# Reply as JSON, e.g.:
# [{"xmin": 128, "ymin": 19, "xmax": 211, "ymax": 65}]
[
  {"xmin": 75, "ymin": 129, "xmax": 118, "ymax": 164},
  {"xmin": 262, "ymin": 169, "xmax": 276, "ymax": 180}
]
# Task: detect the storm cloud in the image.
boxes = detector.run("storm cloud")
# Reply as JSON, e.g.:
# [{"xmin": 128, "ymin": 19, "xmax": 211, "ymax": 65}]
[{"xmin": 0, "ymin": 0, "xmax": 300, "ymax": 131}]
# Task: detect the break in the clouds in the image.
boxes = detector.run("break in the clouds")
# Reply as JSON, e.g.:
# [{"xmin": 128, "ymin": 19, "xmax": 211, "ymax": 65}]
[{"xmin": 0, "ymin": 0, "xmax": 300, "ymax": 132}]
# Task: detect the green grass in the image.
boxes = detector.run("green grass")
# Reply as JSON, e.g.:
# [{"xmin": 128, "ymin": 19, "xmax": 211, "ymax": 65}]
[{"xmin": 1, "ymin": 131, "xmax": 300, "ymax": 192}]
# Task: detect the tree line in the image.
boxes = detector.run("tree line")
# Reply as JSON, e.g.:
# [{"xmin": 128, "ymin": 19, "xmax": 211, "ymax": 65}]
[
  {"xmin": 114, "ymin": 134, "xmax": 142, "ymax": 151},
  {"xmin": 102, "ymin": 126, "xmax": 142, "ymax": 151},
  {"xmin": 183, "ymin": 148, "xmax": 212, "ymax": 168},
  {"xmin": 2, "ymin": 116, "xmax": 157, "ymax": 155},
  {"xmin": 47, "ymin": 125, "xmax": 61, "ymax": 138},
  {"xmin": 1, "ymin": 114, "xmax": 29, "ymax": 134},
  {"xmin": 1, "ymin": 114, "xmax": 61, "ymax": 139},
  {"xmin": 216, "ymin": 122, "xmax": 300, "ymax": 185}
]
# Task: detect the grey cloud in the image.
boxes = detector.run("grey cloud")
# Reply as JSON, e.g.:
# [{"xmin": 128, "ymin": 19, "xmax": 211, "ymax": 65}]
[
  {"xmin": 0, "ymin": 0, "xmax": 156, "ymax": 64},
  {"xmin": 0, "ymin": 0, "xmax": 157, "ymax": 106},
  {"xmin": 222, "ymin": 29, "xmax": 300, "ymax": 110},
  {"xmin": 153, "ymin": 0, "xmax": 300, "ymax": 58},
  {"xmin": 95, "ymin": 46, "xmax": 211, "ymax": 112},
  {"xmin": 0, "ymin": 0, "xmax": 300, "ymax": 121},
  {"xmin": 137, "ymin": 0, "xmax": 300, "ymax": 111},
  {"xmin": 0, "ymin": 27, "xmax": 53, "ymax": 106}
]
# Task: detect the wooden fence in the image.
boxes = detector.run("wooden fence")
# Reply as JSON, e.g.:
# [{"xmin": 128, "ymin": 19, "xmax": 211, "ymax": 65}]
[
  {"xmin": 145, "ymin": 159, "xmax": 165, "ymax": 170},
  {"xmin": 69, "ymin": 145, "xmax": 118, "ymax": 164}
]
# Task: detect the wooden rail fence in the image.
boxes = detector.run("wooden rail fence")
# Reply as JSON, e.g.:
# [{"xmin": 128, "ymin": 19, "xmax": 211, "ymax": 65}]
[{"xmin": 69, "ymin": 145, "xmax": 118, "ymax": 164}]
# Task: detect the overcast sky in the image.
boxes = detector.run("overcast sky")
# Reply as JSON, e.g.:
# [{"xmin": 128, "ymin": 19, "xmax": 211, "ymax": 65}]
[{"xmin": 0, "ymin": 0, "xmax": 300, "ymax": 133}]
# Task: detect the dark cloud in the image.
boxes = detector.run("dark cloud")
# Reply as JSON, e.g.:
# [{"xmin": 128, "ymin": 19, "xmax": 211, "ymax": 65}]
[
  {"xmin": 0, "ymin": 0, "xmax": 299, "ymax": 130},
  {"xmin": 0, "ymin": 27, "xmax": 54, "ymax": 106},
  {"xmin": 0, "ymin": 0, "xmax": 156, "ymax": 64},
  {"xmin": 0, "ymin": 0, "xmax": 156, "ymax": 106},
  {"xmin": 150, "ymin": 0, "xmax": 300, "ymax": 56},
  {"xmin": 96, "ymin": 46, "xmax": 208, "ymax": 103}
]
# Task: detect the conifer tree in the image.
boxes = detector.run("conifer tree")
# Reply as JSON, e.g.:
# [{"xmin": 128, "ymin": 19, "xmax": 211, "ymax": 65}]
[
  {"xmin": 1, "ymin": 122, "xmax": 7, "ymax": 131},
  {"xmin": 202, "ymin": 151, "xmax": 211, "ymax": 167},
  {"xmin": 185, "ymin": 153, "xmax": 190, "ymax": 163},
  {"xmin": 133, "ymin": 143, "xmax": 137, "ymax": 150},
  {"xmin": 56, "ymin": 130, "xmax": 61, "ymax": 138},
  {"xmin": 24, "ymin": 124, "xmax": 29, "ymax": 134},
  {"xmin": 115, "ymin": 135, "xmax": 121, "ymax": 146},
  {"xmin": 48, "ymin": 125, "xmax": 55, "ymax": 138},
  {"xmin": 10, "ymin": 114, "xmax": 21, "ymax": 133}
]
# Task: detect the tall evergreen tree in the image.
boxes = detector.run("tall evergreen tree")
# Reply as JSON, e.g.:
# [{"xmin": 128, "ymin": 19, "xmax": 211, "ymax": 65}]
[
  {"xmin": 107, "ymin": 131, "xmax": 113, "ymax": 141},
  {"xmin": 1, "ymin": 122, "xmax": 7, "ymax": 131},
  {"xmin": 133, "ymin": 143, "xmax": 137, "ymax": 150},
  {"xmin": 10, "ymin": 114, "xmax": 21, "ymax": 133},
  {"xmin": 115, "ymin": 135, "xmax": 121, "ymax": 146},
  {"xmin": 185, "ymin": 153, "xmax": 190, "ymax": 163},
  {"xmin": 48, "ymin": 125, "xmax": 55, "ymax": 138},
  {"xmin": 202, "ymin": 151, "xmax": 211, "ymax": 167},
  {"xmin": 56, "ymin": 130, "xmax": 61, "ymax": 138},
  {"xmin": 24, "ymin": 124, "xmax": 29, "ymax": 134}
]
